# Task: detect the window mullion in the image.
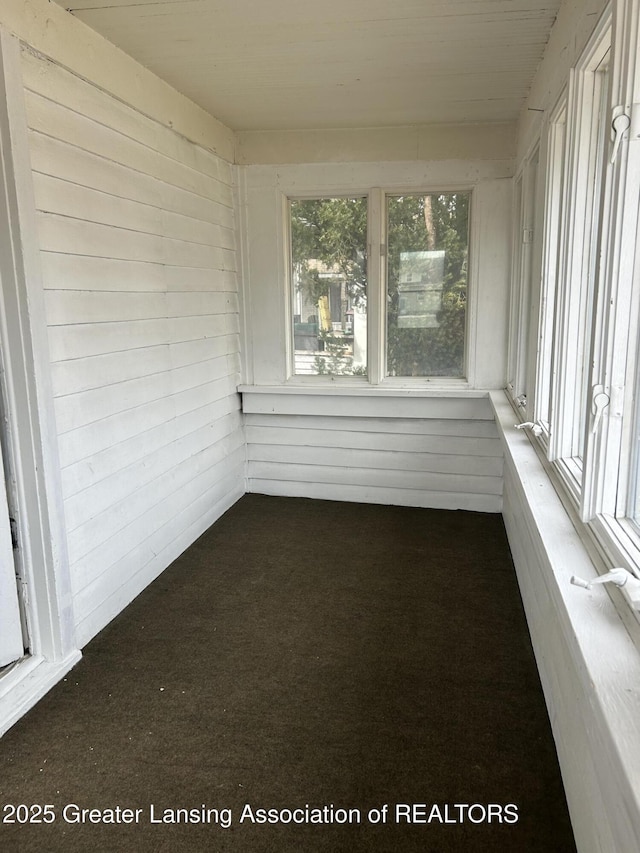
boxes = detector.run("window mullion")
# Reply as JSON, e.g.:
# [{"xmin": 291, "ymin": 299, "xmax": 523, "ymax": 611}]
[
  {"xmin": 367, "ymin": 188, "xmax": 385, "ymax": 385},
  {"xmin": 506, "ymin": 174, "xmax": 524, "ymax": 402},
  {"xmin": 524, "ymin": 148, "xmax": 544, "ymax": 416}
]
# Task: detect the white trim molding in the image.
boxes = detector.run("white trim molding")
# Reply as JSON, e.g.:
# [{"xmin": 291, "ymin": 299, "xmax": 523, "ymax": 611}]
[
  {"xmin": 238, "ymin": 161, "xmax": 511, "ymax": 390},
  {"xmin": 0, "ymin": 652, "xmax": 81, "ymax": 738},
  {"xmin": 0, "ymin": 29, "xmax": 80, "ymax": 734}
]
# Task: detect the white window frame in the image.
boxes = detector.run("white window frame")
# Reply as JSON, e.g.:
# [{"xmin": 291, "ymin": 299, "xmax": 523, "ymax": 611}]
[
  {"xmin": 286, "ymin": 192, "xmax": 371, "ymax": 382},
  {"xmin": 507, "ymin": 144, "xmax": 544, "ymax": 417},
  {"xmin": 513, "ymin": 0, "xmax": 640, "ymax": 621},
  {"xmin": 506, "ymin": 171, "xmax": 525, "ymax": 402},
  {"xmin": 583, "ymin": 0, "xmax": 640, "ymax": 533},
  {"xmin": 548, "ymin": 16, "xmax": 612, "ymax": 503},
  {"xmin": 286, "ymin": 185, "xmax": 474, "ymax": 388},
  {"xmin": 533, "ymin": 92, "xmax": 568, "ymax": 448}
]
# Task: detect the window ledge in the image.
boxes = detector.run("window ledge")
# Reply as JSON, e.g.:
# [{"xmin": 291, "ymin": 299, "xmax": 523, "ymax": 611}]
[
  {"xmin": 240, "ymin": 384, "xmax": 494, "ymax": 420},
  {"xmin": 238, "ymin": 383, "xmax": 484, "ymax": 399},
  {"xmin": 501, "ymin": 394, "xmax": 640, "ymax": 637},
  {"xmin": 490, "ymin": 388, "xmax": 640, "ymax": 849}
]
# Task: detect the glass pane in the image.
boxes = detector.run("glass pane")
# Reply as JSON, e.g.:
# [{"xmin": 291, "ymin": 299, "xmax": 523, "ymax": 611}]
[
  {"xmin": 631, "ymin": 327, "xmax": 640, "ymax": 526},
  {"xmin": 537, "ymin": 105, "xmax": 567, "ymax": 433},
  {"xmin": 290, "ymin": 197, "xmax": 367, "ymax": 376},
  {"xmin": 571, "ymin": 64, "xmax": 609, "ymax": 467},
  {"xmin": 386, "ymin": 193, "xmax": 469, "ymax": 377},
  {"xmin": 632, "ymin": 422, "xmax": 640, "ymax": 526}
]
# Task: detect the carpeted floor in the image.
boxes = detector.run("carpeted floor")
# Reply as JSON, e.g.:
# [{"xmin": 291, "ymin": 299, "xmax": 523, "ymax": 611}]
[{"xmin": 0, "ymin": 495, "xmax": 576, "ymax": 852}]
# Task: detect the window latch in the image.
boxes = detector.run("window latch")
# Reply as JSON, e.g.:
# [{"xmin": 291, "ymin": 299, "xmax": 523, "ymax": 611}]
[
  {"xmin": 591, "ymin": 385, "xmax": 610, "ymax": 434},
  {"xmin": 610, "ymin": 110, "xmax": 631, "ymax": 165}
]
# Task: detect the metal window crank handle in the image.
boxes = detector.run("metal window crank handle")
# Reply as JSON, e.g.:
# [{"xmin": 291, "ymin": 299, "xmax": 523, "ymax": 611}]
[
  {"xmin": 570, "ymin": 568, "xmax": 628, "ymax": 589},
  {"xmin": 515, "ymin": 421, "xmax": 543, "ymax": 437},
  {"xmin": 571, "ymin": 568, "xmax": 640, "ymax": 611}
]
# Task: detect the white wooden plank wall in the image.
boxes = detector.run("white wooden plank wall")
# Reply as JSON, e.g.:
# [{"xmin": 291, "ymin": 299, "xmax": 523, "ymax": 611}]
[
  {"xmin": 491, "ymin": 392, "xmax": 640, "ymax": 853},
  {"xmin": 20, "ymin": 48, "xmax": 244, "ymax": 647},
  {"xmin": 245, "ymin": 402, "xmax": 503, "ymax": 512},
  {"xmin": 501, "ymin": 452, "xmax": 640, "ymax": 853}
]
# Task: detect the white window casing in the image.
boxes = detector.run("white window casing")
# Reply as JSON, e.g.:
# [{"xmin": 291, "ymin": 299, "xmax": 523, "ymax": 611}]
[{"xmin": 239, "ymin": 162, "xmax": 512, "ymax": 392}]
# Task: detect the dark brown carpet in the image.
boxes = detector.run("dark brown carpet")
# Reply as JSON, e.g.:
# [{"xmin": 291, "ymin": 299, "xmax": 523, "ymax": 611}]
[{"xmin": 0, "ymin": 494, "xmax": 576, "ymax": 852}]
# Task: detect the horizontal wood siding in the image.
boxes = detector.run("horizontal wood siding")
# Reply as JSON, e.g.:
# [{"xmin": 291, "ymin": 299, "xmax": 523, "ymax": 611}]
[
  {"xmin": 492, "ymin": 392, "xmax": 640, "ymax": 853},
  {"xmin": 244, "ymin": 399, "xmax": 503, "ymax": 512},
  {"xmin": 21, "ymin": 49, "xmax": 244, "ymax": 647}
]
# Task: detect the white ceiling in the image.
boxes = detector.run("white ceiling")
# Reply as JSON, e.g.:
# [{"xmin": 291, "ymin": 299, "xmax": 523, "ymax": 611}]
[{"xmin": 57, "ymin": 0, "xmax": 561, "ymax": 132}]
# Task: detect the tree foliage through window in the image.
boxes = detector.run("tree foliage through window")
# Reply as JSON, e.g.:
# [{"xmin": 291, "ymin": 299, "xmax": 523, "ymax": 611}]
[
  {"xmin": 387, "ymin": 193, "xmax": 469, "ymax": 377},
  {"xmin": 290, "ymin": 192, "xmax": 469, "ymax": 377}
]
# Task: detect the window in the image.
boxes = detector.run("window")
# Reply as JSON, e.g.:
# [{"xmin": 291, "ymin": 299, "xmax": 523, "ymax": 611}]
[
  {"xmin": 290, "ymin": 197, "xmax": 368, "ymax": 377},
  {"xmin": 514, "ymin": 18, "xmax": 611, "ymax": 488},
  {"xmin": 511, "ymin": 2, "xmax": 640, "ymax": 613},
  {"xmin": 631, "ymin": 351, "xmax": 640, "ymax": 527},
  {"xmin": 289, "ymin": 191, "xmax": 470, "ymax": 381},
  {"xmin": 507, "ymin": 148, "xmax": 543, "ymax": 415},
  {"xmin": 603, "ymin": 183, "xmax": 640, "ymax": 531},
  {"xmin": 534, "ymin": 97, "xmax": 567, "ymax": 438},
  {"xmin": 386, "ymin": 193, "xmax": 469, "ymax": 378},
  {"xmin": 542, "ymin": 26, "xmax": 611, "ymax": 497}
]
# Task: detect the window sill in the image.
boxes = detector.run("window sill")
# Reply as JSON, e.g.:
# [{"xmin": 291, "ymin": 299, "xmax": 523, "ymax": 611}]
[
  {"xmin": 238, "ymin": 382, "xmax": 483, "ymax": 398},
  {"xmin": 239, "ymin": 384, "xmax": 493, "ymax": 419},
  {"xmin": 494, "ymin": 390, "xmax": 640, "ymax": 640},
  {"xmin": 552, "ymin": 456, "xmax": 583, "ymax": 511}
]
